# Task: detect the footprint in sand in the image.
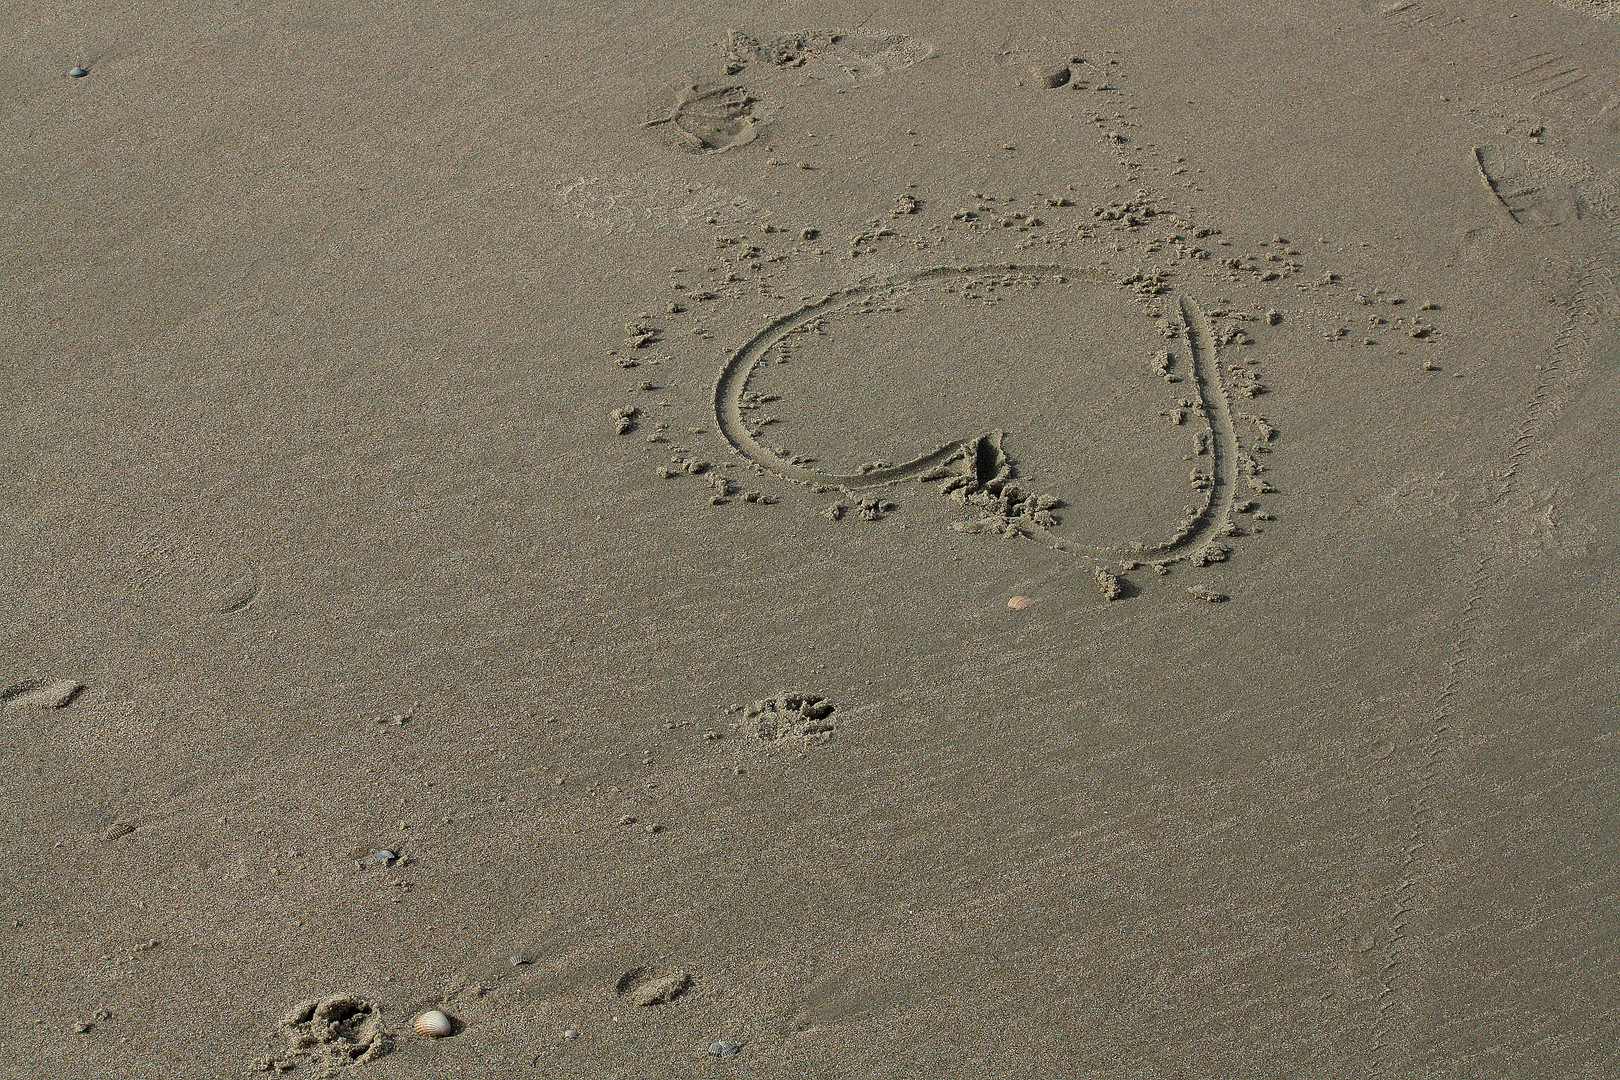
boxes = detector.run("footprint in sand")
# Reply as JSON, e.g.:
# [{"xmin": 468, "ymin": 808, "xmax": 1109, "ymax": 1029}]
[
  {"xmin": 122, "ymin": 540, "xmax": 263, "ymax": 618},
  {"xmin": 614, "ymin": 966, "xmax": 693, "ymax": 1005},
  {"xmin": 263, "ymin": 996, "xmax": 391, "ymax": 1075},
  {"xmin": 545, "ymin": 173, "xmax": 766, "ymax": 234},
  {"xmin": 643, "ymin": 81, "xmax": 769, "ymax": 153},
  {"xmin": 724, "ymin": 28, "xmax": 937, "ymax": 83},
  {"xmin": 1474, "ymin": 145, "xmax": 1588, "ymax": 228},
  {"xmin": 734, "ymin": 693, "xmax": 840, "ymax": 743},
  {"xmin": 640, "ymin": 28, "xmax": 935, "ymax": 157}
]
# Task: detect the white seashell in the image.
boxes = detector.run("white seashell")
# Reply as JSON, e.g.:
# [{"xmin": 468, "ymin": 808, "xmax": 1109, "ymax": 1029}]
[
  {"xmin": 413, "ymin": 1009, "xmax": 453, "ymax": 1038},
  {"xmin": 68, "ymin": 67, "xmax": 88, "ymax": 78}
]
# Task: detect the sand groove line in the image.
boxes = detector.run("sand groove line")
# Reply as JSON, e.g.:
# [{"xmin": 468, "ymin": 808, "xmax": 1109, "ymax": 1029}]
[
  {"xmin": 1504, "ymin": 51, "xmax": 1591, "ymax": 97},
  {"xmin": 712, "ymin": 264, "xmax": 1237, "ymax": 569},
  {"xmin": 1174, "ymin": 294, "xmax": 1240, "ymax": 559},
  {"xmin": 1370, "ymin": 252, "xmax": 1610, "ymax": 1074}
]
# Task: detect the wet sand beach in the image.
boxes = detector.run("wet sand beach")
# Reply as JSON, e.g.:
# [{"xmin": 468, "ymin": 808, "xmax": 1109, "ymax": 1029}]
[{"xmin": 2, "ymin": 2, "xmax": 1617, "ymax": 1076}]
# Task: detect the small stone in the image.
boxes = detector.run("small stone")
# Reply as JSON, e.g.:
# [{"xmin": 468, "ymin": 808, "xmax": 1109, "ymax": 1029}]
[
  {"xmin": 69, "ymin": 66, "xmax": 88, "ymax": 78},
  {"xmin": 709, "ymin": 1040, "xmax": 743, "ymax": 1058},
  {"xmin": 563, "ymin": 1028, "xmax": 581, "ymax": 1040},
  {"xmin": 1031, "ymin": 64, "xmax": 1071, "ymax": 89}
]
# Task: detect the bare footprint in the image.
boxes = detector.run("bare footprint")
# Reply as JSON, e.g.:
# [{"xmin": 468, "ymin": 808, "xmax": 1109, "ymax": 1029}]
[
  {"xmin": 264, "ymin": 996, "xmax": 391, "ymax": 1075},
  {"xmin": 614, "ymin": 966, "xmax": 693, "ymax": 1005},
  {"xmin": 1475, "ymin": 145, "xmax": 1586, "ymax": 227},
  {"xmin": 545, "ymin": 173, "xmax": 765, "ymax": 234},
  {"xmin": 725, "ymin": 27, "xmax": 936, "ymax": 83},
  {"xmin": 735, "ymin": 693, "xmax": 840, "ymax": 743},
  {"xmin": 643, "ymin": 81, "xmax": 766, "ymax": 153}
]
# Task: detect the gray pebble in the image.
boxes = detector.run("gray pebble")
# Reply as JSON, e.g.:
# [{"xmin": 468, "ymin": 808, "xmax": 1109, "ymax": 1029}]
[
  {"xmin": 69, "ymin": 66, "xmax": 88, "ymax": 78},
  {"xmin": 709, "ymin": 1040, "xmax": 742, "ymax": 1058}
]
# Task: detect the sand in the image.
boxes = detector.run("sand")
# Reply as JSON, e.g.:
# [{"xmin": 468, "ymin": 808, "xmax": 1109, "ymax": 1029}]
[{"xmin": 2, "ymin": 1, "xmax": 1617, "ymax": 1076}]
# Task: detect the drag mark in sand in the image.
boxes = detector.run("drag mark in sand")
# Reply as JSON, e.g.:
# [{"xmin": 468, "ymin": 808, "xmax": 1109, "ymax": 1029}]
[
  {"xmin": 1502, "ymin": 50, "xmax": 1592, "ymax": 100},
  {"xmin": 1356, "ymin": 0, "xmax": 1465, "ymax": 30},
  {"xmin": 215, "ymin": 563, "xmax": 263, "ymax": 615},
  {"xmin": 1173, "ymin": 294, "xmax": 1240, "ymax": 562},
  {"xmin": 713, "ymin": 264, "xmax": 1239, "ymax": 576},
  {"xmin": 1372, "ymin": 212, "xmax": 1617, "ymax": 1073}
]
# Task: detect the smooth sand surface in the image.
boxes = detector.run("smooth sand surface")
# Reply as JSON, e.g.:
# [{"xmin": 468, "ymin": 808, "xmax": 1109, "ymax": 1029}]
[{"xmin": 3, "ymin": 2, "xmax": 1617, "ymax": 1076}]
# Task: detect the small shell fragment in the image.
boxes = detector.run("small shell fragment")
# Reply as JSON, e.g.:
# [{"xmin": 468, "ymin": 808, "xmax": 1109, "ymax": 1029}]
[
  {"xmin": 1007, "ymin": 595, "xmax": 1034, "ymax": 610},
  {"xmin": 69, "ymin": 66, "xmax": 88, "ymax": 78},
  {"xmin": 413, "ymin": 1009, "xmax": 453, "ymax": 1038}
]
